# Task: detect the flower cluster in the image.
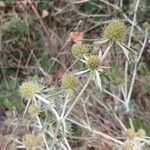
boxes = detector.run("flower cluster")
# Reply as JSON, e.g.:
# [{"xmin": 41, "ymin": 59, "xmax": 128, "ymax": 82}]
[
  {"xmin": 28, "ymin": 105, "xmax": 40, "ymax": 118},
  {"xmin": 87, "ymin": 55, "xmax": 101, "ymax": 71},
  {"xmin": 17, "ymin": 18, "xmax": 146, "ymax": 150},
  {"xmin": 103, "ymin": 20, "xmax": 126, "ymax": 42},
  {"xmin": 61, "ymin": 74, "xmax": 77, "ymax": 92},
  {"xmin": 122, "ymin": 128, "xmax": 148, "ymax": 150},
  {"xmin": 19, "ymin": 81, "xmax": 41, "ymax": 99},
  {"xmin": 71, "ymin": 43, "xmax": 87, "ymax": 58},
  {"xmin": 22, "ymin": 133, "xmax": 43, "ymax": 149}
]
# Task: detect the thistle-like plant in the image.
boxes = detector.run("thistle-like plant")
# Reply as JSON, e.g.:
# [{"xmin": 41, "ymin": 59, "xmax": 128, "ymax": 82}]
[
  {"xmin": 121, "ymin": 128, "xmax": 149, "ymax": 150},
  {"xmin": 19, "ymin": 81, "xmax": 42, "ymax": 100},
  {"xmin": 22, "ymin": 133, "xmax": 43, "ymax": 149},
  {"xmin": 28, "ymin": 105, "xmax": 40, "ymax": 118},
  {"xmin": 96, "ymin": 20, "xmax": 137, "ymax": 61},
  {"xmin": 71, "ymin": 43, "xmax": 88, "ymax": 59},
  {"xmin": 15, "ymin": 6, "xmax": 149, "ymax": 149},
  {"xmin": 61, "ymin": 73, "xmax": 77, "ymax": 93},
  {"xmin": 75, "ymin": 53, "xmax": 109, "ymax": 91},
  {"xmin": 103, "ymin": 20, "xmax": 126, "ymax": 42}
]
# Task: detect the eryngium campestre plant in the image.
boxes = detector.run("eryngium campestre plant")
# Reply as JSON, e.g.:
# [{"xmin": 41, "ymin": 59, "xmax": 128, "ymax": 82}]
[
  {"xmin": 19, "ymin": 81, "xmax": 41, "ymax": 99},
  {"xmin": 22, "ymin": 133, "xmax": 43, "ymax": 149},
  {"xmin": 87, "ymin": 55, "xmax": 102, "ymax": 71},
  {"xmin": 103, "ymin": 20, "xmax": 126, "ymax": 42},
  {"xmin": 136, "ymin": 129, "xmax": 146, "ymax": 138},
  {"xmin": 28, "ymin": 105, "xmax": 40, "ymax": 118},
  {"xmin": 71, "ymin": 43, "xmax": 87, "ymax": 59},
  {"xmin": 61, "ymin": 74, "xmax": 77, "ymax": 92},
  {"xmin": 127, "ymin": 128, "xmax": 136, "ymax": 140}
]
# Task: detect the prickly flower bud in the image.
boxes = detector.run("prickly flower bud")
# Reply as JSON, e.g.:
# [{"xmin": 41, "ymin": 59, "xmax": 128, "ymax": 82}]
[
  {"xmin": 19, "ymin": 81, "xmax": 41, "ymax": 99},
  {"xmin": 87, "ymin": 55, "xmax": 101, "ymax": 71},
  {"xmin": 136, "ymin": 129, "xmax": 146, "ymax": 138},
  {"xmin": 61, "ymin": 74, "xmax": 77, "ymax": 92},
  {"xmin": 127, "ymin": 128, "xmax": 136, "ymax": 140},
  {"xmin": 71, "ymin": 43, "xmax": 87, "ymax": 58},
  {"xmin": 22, "ymin": 133, "xmax": 43, "ymax": 149},
  {"xmin": 103, "ymin": 20, "xmax": 126, "ymax": 42},
  {"xmin": 123, "ymin": 143, "xmax": 133, "ymax": 150},
  {"xmin": 28, "ymin": 105, "xmax": 40, "ymax": 118}
]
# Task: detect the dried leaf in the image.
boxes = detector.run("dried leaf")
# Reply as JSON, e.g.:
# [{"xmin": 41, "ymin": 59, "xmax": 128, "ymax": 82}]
[{"xmin": 69, "ymin": 32, "xmax": 84, "ymax": 43}]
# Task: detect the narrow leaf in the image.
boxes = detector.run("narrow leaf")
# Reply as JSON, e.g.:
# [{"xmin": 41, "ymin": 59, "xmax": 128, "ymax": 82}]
[
  {"xmin": 94, "ymin": 39, "xmax": 108, "ymax": 44},
  {"xmin": 120, "ymin": 42, "xmax": 138, "ymax": 54},
  {"xmin": 117, "ymin": 42, "xmax": 130, "ymax": 61},
  {"xmin": 95, "ymin": 71, "xmax": 102, "ymax": 92},
  {"xmin": 74, "ymin": 69, "xmax": 90, "ymax": 75}
]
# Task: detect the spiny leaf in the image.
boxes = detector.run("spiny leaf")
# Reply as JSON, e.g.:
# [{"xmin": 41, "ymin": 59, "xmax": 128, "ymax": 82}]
[
  {"xmin": 116, "ymin": 41, "xmax": 130, "ymax": 61},
  {"xmin": 94, "ymin": 38, "xmax": 108, "ymax": 44},
  {"xmin": 120, "ymin": 42, "xmax": 138, "ymax": 55}
]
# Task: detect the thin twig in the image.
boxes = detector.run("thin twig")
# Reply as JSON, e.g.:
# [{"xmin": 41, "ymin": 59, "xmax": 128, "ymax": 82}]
[
  {"xmin": 124, "ymin": 0, "xmax": 140, "ymax": 111},
  {"xmin": 67, "ymin": 118, "xmax": 123, "ymax": 145},
  {"xmin": 27, "ymin": 0, "xmax": 58, "ymax": 50}
]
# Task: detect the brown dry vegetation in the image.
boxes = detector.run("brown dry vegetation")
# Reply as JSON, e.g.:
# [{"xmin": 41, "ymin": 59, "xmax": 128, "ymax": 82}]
[{"xmin": 0, "ymin": 0, "xmax": 149, "ymax": 149}]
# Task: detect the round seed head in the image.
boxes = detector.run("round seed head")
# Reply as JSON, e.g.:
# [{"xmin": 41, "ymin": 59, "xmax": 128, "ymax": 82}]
[
  {"xmin": 19, "ymin": 81, "xmax": 41, "ymax": 99},
  {"xmin": 87, "ymin": 55, "xmax": 101, "ymax": 71},
  {"xmin": 61, "ymin": 74, "xmax": 77, "ymax": 92},
  {"xmin": 143, "ymin": 22, "xmax": 150, "ymax": 30},
  {"xmin": 123, "ymin": 143, "xmax": 133, "ymax": 150},
  {"xmin": 28, "ymin": 105, "xmax": 40, "ymax": 117},
  {"xmin": 103, "ymin": 20, "xmax": 126, "ymax": 42},
  {"xmin": 22, "ymin": 133, "xmax": 43, "ymax": 149},
  {"xmin": 71, "ymin": 43, "xmax": 87, "ymax": 58},
  {"xmin": 136, "ymin": 129, "xmax": 146, "ymax": 138},
  {"xmin": 127, "ymin": 128, "xmax": 136, "ymax": 140}
]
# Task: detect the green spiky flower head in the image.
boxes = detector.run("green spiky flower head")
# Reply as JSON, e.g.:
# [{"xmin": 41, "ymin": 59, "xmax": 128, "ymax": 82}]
[
  {"xmin": 87, "ymin": 55, "xmax": 101, "ymax": 71},
  {"xmin": 22, "ymin": 133, "xmax": 43, "ymax": 149},
  {"xmin": 127, "ymin": 128, "xmax": 136, "ymax": 140},
  {"xmin": 19, "ymin": 81, "xmax": 41, "ymax": 99},
  {"xmin": 71, "ymin": 43, "xmax": 87, "ymax": 58},
  {"xmin": 28, "ymin": 105, "xmax": 40, "ymax": 118},
  {"xmin": 103, "ymin": 20, "xmax": 126, "ymax": 42},
  {"xmin": 123, "ymin": 143, "xmax": 133, "ymax": 150},
  {"xmin": 61, "ymin": 74, "xmax": 77, "ymax": 92},
  {"xmin": 136, "ymin": 129, "xmax": 146, "ymax": 138}
]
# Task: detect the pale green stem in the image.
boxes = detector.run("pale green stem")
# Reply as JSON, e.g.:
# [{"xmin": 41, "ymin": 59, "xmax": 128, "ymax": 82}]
[
  {"xmin": 50, "ymin": 75, "xmax": 92, "ymax": 149},
  {"xmin": 129, "ymin": 117, "xmax": 134, "ymax": 130},
  {"xmin": 64, "ymin": 74, "xmax": 92, "ymax": 120},
  {"xmin": 33, "ymin": 98, "xmax": 50, "ymax": 150},
  {"xmin": 125, "ymin": 30, "xmax": 148, "ymax": 107},
  {"xmin": 103, "ymin": 89, "xmax": 125, "ymax": 104},
  {"xmin": 64, "ymin": 59, "xmax": 79, "ymax": 74},
  {"xmin": 101, "ymin": 42, "xmax": 113, "ymax": 60},
  {"xmin": 67, "ymin": 118, "xmax": 123, "ymax": 145},
  {"xmin": 124, "ymin": 0, "xmax": 140, "ymax": 105},
  {"xmin": 50, "ymin": 94, "xmax": 70, "ymax": 150},
  {"xmin": 22, "ymin": 99, "xmax": 31, "ymax": 118},
  {"xmin": 64, "ymin": 137, "xmax": 71, "ymax": 150},
  {"xmin": 114, "ymin": 114, "xmax": 127, "ymax": 132},
  {"xmin": 36, "ymin": 94, "xmax": 59, "ymax": 120}
]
